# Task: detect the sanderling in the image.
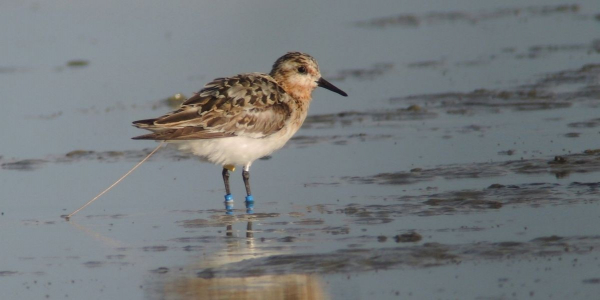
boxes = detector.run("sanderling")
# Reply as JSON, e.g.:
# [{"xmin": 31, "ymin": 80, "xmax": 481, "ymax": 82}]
[{"xmin": 132, "ymin": 52, "xmax": 347, "ymax": 209}]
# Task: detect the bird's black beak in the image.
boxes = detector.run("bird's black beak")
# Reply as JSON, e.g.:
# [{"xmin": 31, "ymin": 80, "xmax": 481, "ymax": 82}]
[{"xmin": 317, "ymin": 78, "xmax": 348, "ymax": 97}]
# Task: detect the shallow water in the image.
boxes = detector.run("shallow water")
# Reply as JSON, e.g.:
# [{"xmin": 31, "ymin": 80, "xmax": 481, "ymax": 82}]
[{"xmin": 2, "ymin": 1, "xmax": 600, "ymax": 299}]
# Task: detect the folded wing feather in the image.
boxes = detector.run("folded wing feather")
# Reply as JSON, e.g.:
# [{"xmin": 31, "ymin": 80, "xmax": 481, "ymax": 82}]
[{"xmin": 132, "ymin": 73, "xmax": 292, "ymax": 140}]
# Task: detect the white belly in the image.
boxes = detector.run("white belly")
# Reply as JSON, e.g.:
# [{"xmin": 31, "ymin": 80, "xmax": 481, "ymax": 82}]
[{"xmin": 169, "ymin": 127, "xmax": 296, "ymax": 167}]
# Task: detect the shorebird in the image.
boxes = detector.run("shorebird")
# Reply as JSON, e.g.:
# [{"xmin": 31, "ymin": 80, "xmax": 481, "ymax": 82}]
[{"xmin": 132, "ymin": 52, "xmax": 347, "ymax": 208}]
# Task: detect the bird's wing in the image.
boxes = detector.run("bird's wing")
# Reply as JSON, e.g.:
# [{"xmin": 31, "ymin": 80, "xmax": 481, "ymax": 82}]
[{"xmin": 132, "ymin": 73, "xmax": 292, "ymax": 140}]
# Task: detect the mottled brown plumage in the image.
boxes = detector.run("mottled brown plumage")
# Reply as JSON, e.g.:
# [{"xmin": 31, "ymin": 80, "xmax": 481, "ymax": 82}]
[{"xmin": 133, "ymin": 73, "xmax": 293, "ymax": 140}]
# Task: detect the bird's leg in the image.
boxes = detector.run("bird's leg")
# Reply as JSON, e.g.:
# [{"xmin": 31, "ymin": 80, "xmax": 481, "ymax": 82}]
[
  {"xmin": 222, "ymin": 168, "xmax": 232, "ymax": 196},
  {"xmin": 242, "ymin": 170, "xmax": 251, "ymax": 197},
  {"xmin": 242, "ymin": 164, "xmax": 254, "ymax": 213},
  {"xmin": 222, "ymin": 166, "xmax": 234, "ymax": 212}
]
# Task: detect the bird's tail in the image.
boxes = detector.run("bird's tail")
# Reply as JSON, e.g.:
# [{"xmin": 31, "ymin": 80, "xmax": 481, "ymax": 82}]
[{"xmin": 131, "ymin": 118, "xmax": 157, "ymax": 128}]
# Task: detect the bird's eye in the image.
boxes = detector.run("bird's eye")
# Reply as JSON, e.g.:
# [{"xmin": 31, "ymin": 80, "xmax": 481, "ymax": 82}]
[{"xmin": 297, "ymin": 66, "xmax": 307, "ymax": 74}]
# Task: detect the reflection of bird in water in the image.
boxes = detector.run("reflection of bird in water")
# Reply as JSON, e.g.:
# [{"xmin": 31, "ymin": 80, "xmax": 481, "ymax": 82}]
[
  {"xmin": 157, "ymin": 221, "xmax": 329, "ymax": 300},
  {"xmin": 226, "ymin": 221, "xmax": 253, "ymax": 238},
  {"xmin": 162, "ymin": 272, "xmax": 326, "ymax": 300},
  {"xmin": 133, "ymin": 52, "xmax": 347, "ymax": 210}
]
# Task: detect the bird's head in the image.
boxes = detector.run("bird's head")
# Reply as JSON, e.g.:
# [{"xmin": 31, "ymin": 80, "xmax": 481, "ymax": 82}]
[{"xmin": 270, "ymin": 52, "xmax": 347, "ymax": 101}]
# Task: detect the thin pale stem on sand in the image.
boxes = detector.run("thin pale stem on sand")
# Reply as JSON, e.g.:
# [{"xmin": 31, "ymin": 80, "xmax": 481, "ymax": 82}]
[{"xmin": 63, "ymin": 141, "xmax": 165, "ymax": 220}]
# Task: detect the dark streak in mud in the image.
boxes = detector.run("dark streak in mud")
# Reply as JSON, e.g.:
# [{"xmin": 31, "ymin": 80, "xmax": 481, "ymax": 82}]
[
  {"xmin": 394, "ymin": 88, "xmax": 571, "ymax": 113},
  {"xmin": 538, "ymin": 64, "xmax": 600, "ymax": 87},
  {"xmin": 66, "ymin": 60, "xmax": 90, "ymax": 68},
  {"xmin": 77, "ymin": 94, "xmax": 187, "ymax": 115},
  {"xmin": 565, "ymin": 132, "xmax": 581, "ymax": 138},
  {"xmin": 356, "ymin": 4, "xmax": 582, "ymax": 28},
  {"xmin": 329, "ymin": 181, "xmax": 600, "ymax": 220},
  {"xmin": 394, "ymin": 63, "xmax": 600, "ymax": 114},
  {"xmin": 0, "ymin": 148, "xmax": 188, "ymax": 171},
  {"xmin": 407, "ymin": 60, "xmax": 445, "ymax": 69},
  {"xmin": 83, "ymin": 261, "xmax": 105, "ymax": 268},
  {"xmin": 568, "ymin": 118, "xmax": 600, "ymax": 128},
  {"xmin": 498, "ymin": 149, "xmax": 516, "ymax": 156},
  {"xmin": 345, "ymin": 151, "xmax": 600, "ymax": 186},
  {"xmin": 142, "ymin": 246, "xmax": 168, "ymax": 252},
  {"xmin": 395, "ymin": 232, "xmax": 423, "ymax": 243},
  {"xmin": 328, "ymin": 63, "xmax": 393, "ymax": 81},
  {"xmin": 583, "ymin": 278, "xmax": 600, "ymax": 284},
  {"xmin": 303, "ymin": 106, "xmax": 435, "ymax": 129},
  {"xmin": 84, "ymin": 214, "xmax": 128, "ymax": 219},
  {"xmin": 291, "ymin": 134, "xmax": 393, "ymax": 147},
  {"xmin": 345, "ymin": 161, "xmax": 507, "ymax": 185},
  {"xmin": 196, "ymin": 234, "xmax": 600, "ymax": 278},
  {"xmin": 25, "ymin": 111, "xmax": 63, "ymax": 120},
  {"xmin": 1, "ymin": 159, "xmax": 48, "ymax": 171},
  {"xmin": 0, "ymin": 271, "xmax": 18, "ymax": 276},
  {"xmin": 516, "ymin": 40, "xmax": 600, "ymax": 60},
  {"xmin": 0, "ymin": 67, "xmax": 20, "ymax": 74},
  {"xmin": 150, "ymin": 267, "xmax": 170, "ymax": 274}
]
